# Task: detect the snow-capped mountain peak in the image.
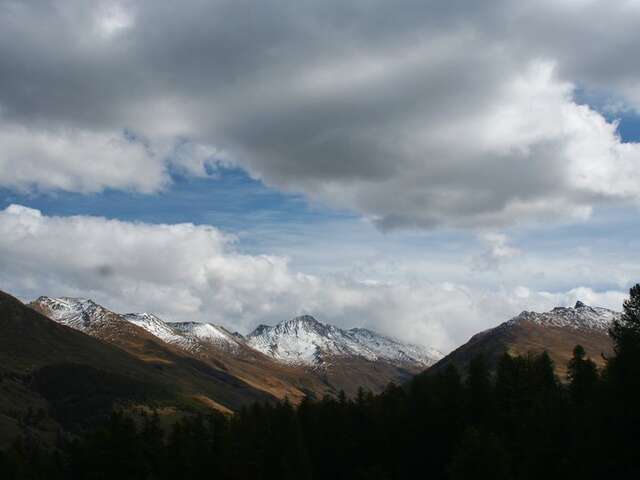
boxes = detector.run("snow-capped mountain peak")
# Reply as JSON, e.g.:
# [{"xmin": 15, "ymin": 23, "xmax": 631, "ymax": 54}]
[
  {"xmin": 507, "ymin": 301, "xmax": 620, "ymax": 332},
  {"xmin": 32, "ymin": 296, "xmax": 117, "ymax": 331},
  {"xmin": 31, "ymin": 296, "xmax": 441, "ymax": 374},
  {"xmin": 285, "ymin": 315, "xmax": 323, "ymax": 327},
  {"xmin": 31, "ymin": 296, "xmax": 239, "ymax": 354},
  {"xmin": 246, "ymin": 315, "xmax": 442, "ymax": 368},
  {"xmin": 172, "ymin": 322, "xmax": 242, "ymax": 353},
  {"xmin": 122, "ymin": 312, "xmax": 187, "ymax": 345}
]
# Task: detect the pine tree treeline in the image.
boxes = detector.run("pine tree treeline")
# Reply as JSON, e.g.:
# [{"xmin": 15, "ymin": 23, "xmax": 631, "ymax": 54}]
[{"xmin": 2, "ymin": 285, "xmax": 640, "ymax": 479}]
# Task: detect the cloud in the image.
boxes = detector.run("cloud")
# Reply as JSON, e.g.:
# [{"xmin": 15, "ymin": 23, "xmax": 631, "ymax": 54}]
[
  {"xmin": 0, "ymin": 205, "xmax": 628, "ymax": 351},
  {"xmin": 0, "ymin": 122, "xmax": 165, "ymax": 193},
  {"xmin": 0, "ymin": 2, "xmax": 638, "ymax": 351},
  {"xmin": 0, "ymin": 114, "xmax": 225, "ymax": 193},
  {"xmin": 2, "ymin": 1, "xmax": 640, "ymax": 228},
  {"xmin": 473, "ymin": 233, "xmax": 520, "ymax": 271}
]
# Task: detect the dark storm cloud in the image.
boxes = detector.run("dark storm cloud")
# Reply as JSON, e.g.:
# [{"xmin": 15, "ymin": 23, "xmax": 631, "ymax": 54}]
[{"xmin": 1, "ymin": 0, "xmax": 639, "ymax": 227}]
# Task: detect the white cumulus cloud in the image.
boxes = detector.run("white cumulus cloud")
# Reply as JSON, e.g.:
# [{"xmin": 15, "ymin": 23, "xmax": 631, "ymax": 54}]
[
  {"xmin": 1, "ymin": 1, "xmax": 640, "ymax": 229},
  {"xmin": 0, "ymin": 205, "xmax": 629, "ymax": 351}
]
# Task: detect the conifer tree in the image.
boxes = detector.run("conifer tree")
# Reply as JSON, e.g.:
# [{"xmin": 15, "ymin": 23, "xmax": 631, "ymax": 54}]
[
  {"xmin": 606, "ymin": 284, "xmax": 640, "ymax": 398},
  {"xmin": 448, "ymin": 427, "xmax": 511, "ymax": 480},
  {"xmin": 567, "ymin": 345, "xmax": 598, "ymax": 406},
  {"xmin": 603, "ymin": 284, "xmax": 640, "ymax": 476},
  {"xmin": 466, "ymin": 355, "xmax": 493, "ymax": 426},
  {"xmin": 610, "ymin": 283, "xmax": 640, "ymax": 357}
]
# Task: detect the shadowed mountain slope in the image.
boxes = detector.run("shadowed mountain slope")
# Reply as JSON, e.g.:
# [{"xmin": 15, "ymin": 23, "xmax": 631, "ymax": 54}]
[
  {"xmin": 0, "ymin": 290, "xmax": 275, "ymax": 445},
  {"xmin": 428, "ymin": 301, "xmax": 616, "ymax": 378},
  {"xmin": 31, "ymin": 297, "xmax": 442, "ymax": 399}
]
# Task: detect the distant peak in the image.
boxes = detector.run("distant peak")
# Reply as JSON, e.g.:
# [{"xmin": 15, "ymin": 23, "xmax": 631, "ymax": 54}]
[
  {"xmin": 288, "ymin": 315, "xmax": 320, "ymax": 324},
  {"xmin": 248, "ymin": 316, "xmax": 324, "ymax": 337},
  {"xmin": 349, "ymin": 327, "xmax": 371, "ymax": 334},
  {"xmin": 507, "ymin": 301, "xmax": 619, "ymax": 332},
  {"xmin": 250, "ymin": 324, "xmax": 271, "ymax": 336},
  {"xmin": 173, "ymin": 321, "xmax": 200, "ymax": 327},
  {"xmin": 246, "ymin": 314, "xmax": 441, "ymax": 367},
  {"xmin": 35, "ymin": 296, "xmax": 97, "ymax": 309},
  {"xmin": 282, "ymin": 315, "xmax": 328, "ymax": 333},
  {"xmin": 124, "ymin": 312, "xmax": 161, "ymax": 321}
]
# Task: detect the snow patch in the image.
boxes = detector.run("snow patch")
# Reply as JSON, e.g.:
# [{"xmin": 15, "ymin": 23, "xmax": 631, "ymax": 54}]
[
  {"xmin": 247, "ymin": 315, "xmax": 443, "ymax": 368},
  {"xmin": 33, "ymin": 296, "xmax": 116, "ymax": 331},
  {"xmin": 508, "ymin": 301, "xmax": 620, "ymax": 331},
  {"xmin": 172, "ymin": 322, "xmax": 242, "ymax": 353}
]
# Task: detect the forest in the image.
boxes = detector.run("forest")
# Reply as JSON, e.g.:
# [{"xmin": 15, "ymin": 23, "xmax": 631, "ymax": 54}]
[{"xmin": 2, "ymin": 284, "xmax": 640, "ymax": 480}]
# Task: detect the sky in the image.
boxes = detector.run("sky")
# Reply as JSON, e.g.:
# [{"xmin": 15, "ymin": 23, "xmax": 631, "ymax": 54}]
[{"xmin": 1, "ymin": 0, "xmax": 639, "ymax": 352}]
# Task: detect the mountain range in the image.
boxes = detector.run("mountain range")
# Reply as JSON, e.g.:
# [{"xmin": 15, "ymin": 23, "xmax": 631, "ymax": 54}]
[
  {"xmin": 30, "ymin": 295, "xmax": 441, "ymax": 400},
  {"xmin": 246, "ymin": 315, "xmax": 440, "ymax": 368},
  {"xmin": 0, "ymin": 288, "xmax": 621, "ymax": 447},
  {"xmin": 0, "ymin": 290, "xmax": 276, "ymax": 446}
]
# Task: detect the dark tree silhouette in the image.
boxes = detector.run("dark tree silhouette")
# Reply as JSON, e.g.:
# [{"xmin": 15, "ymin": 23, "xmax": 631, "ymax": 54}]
[
  {"xmin": 449, "ymin": 427, "xmax": 511, "ymax": 480},
  {"xmin": 3, "ymin": 285, "xmax": 640, "ymax": 479},
  {"xmin": 567, "ymin": 345, "xmax": 598, "ymax": 405},
  {"xmin": 602, "ymin": 283, "xmax": 640, "ymax": 477}
]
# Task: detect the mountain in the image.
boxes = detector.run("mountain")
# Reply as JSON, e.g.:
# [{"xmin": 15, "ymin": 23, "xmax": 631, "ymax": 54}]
[
  {"xmin": 31, "ymin": 297, "xmax": 440, "ymax": 399},
  {"xmin": 171, "ymin": 321, "xmax": 244, "ymax": 353},
  {"xmin": 30, "ymin": 296, "xmax": 169, "ymax": 349},
  {"xmin": 247, "ymin": 315, "xmax": 441, "ymax": 368},
  {"xmin": 123, "ymin": 312, "xmax": 195, "ymax": 348},
  {"xmin": 27, "ymin": 296, "xmax": 279, "ymax": 411},
  {"xmin": 247, "ymin": 315, "xmax": 442, "ymax": 395},
  {"xmin": 429, "ymin": 301, "xmax": 618, "ymax": 378},
  {"xmin": 30, "ymin": 296, "xmax": 322, "ymax": 403},
  {"xmin": 0, "ymin": 290, "xmax": 279, "ymax": 447}
]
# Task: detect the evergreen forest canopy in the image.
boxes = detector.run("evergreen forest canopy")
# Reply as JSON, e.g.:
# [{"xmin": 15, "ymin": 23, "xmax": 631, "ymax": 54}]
[{"xmin": 3, "ymin": 285, "xmax": 640, "ymax": 480}]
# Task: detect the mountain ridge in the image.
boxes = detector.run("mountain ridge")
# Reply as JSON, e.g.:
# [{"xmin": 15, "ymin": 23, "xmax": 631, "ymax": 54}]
[
  {"xmin": 31, "ymin": 296, "xmax": 441, "ymax": 371},
  {"xmin": 0, "ymin": 290, "xmax": 278, "ymax": 446},
  {"xmin": 30, "ymin": 295, "xmax": 438, "ymax": 399},
  {"xmin": 246, "ymin": 314, "xmax": 443, "ymax": 368},
  {"xmin": 505, "ymin": 301, "xmax": 618, "ymax": 332},
  {"xmin": 428, "ymin": 300, "xmax": 617, "ymax": 378}
]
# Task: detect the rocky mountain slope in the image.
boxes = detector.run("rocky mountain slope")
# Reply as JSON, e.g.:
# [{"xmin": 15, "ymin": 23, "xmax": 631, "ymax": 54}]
[
  {"xmin": 7, "ymin": 289, "xmax": 619, "ymax": 445},
  {"xmin": 429, "ymin": 301, "xmax": 618, "ymax": 378},
  {"xmin": 247, "ymin": 315, "xmax": 441, "ymax": 368},
  {"xmin": 246, "ymin": 315, "xmax": 443, "ymax": 395},
  {"xmin": 31, "ymin": 297, "xmax": 319, "ymax": 403},
  {"xmin": 0, "ymin": 290, "xmax": 276, "ymax": 447},
  {"xmin": 32, "ymin": 297, "xmax": 244, "ymax": 355},
  {"xmin": 30, "ymin": 296, "xmax": 441, "ymax": 398}
]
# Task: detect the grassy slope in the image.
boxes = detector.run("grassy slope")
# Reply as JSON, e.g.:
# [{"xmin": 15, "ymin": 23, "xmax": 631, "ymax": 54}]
[
  {"xmin": 0, "ymin": 290, "xmax": 276, "ymax": 442},
  {"xmin": 427, "ymin": 319, "xmax": 613, "ymax": 379}
]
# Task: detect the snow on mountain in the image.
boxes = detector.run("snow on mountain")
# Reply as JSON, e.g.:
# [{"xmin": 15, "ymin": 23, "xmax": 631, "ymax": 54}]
[
  {"xmin": 507, "ymin": 301, "xmax": 620, "ymax": 332},
  {"xmin": 32, "ymin": 296, "xmax": 243, "ymax": 354},
  {"xmin": 32, "ymin": 297, "xmax": 441, "ymax": 369},
  {"xmin": 122, "ymin": 312, "xmax": 192, "ymax": 347},
  {"xmin": 247, "ymin": 315, "xmax": 358, "ymax": 365},
  {"xmin": 347, "ymin": 327, "xmax": 443, "ymax": 367},
  {"xmin": 32, "ymin": 296, "xmax": 118, "ymax": 332},
  {"xmin": 172, "ymin": 322, "xmax": 243, "ymax": 353},
  {"xmin": 246, "ymin": 315, "xmax": 442, "ymax": 368}
]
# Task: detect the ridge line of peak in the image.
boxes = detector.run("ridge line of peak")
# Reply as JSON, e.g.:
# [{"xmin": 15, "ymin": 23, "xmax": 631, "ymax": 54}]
[{"xmin": 287, "ymin": 314, "xmax": 320, "ymax": 323}]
